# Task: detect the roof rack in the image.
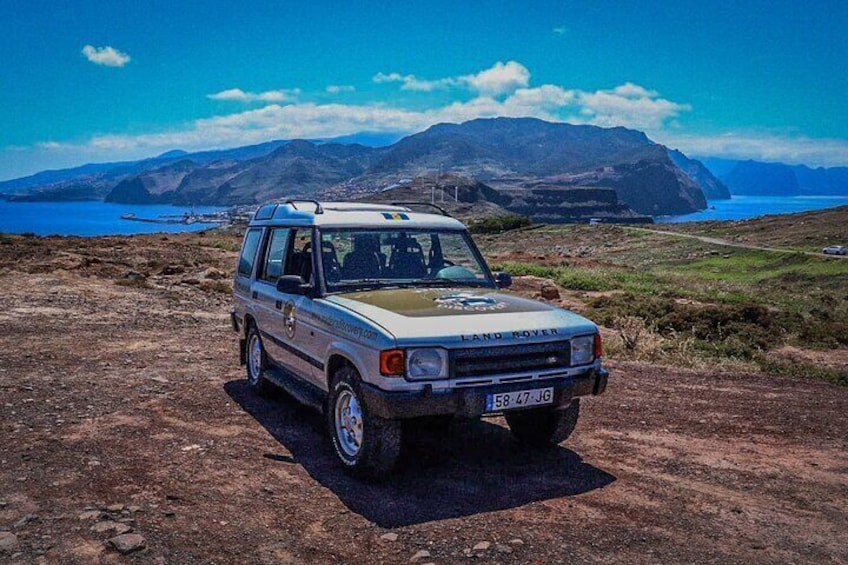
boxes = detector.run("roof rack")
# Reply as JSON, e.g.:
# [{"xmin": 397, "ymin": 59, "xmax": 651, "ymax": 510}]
[
  {"xmin": 391, "ymin": 202, "xmax": 451, "ymax": 217},
  {"xmin": 285, "ymin": 199, "xmax": 323, "ymax": 214},
  {"xmin": 321, "ymin": 203, "xmax": 407, "ymax": 213}
]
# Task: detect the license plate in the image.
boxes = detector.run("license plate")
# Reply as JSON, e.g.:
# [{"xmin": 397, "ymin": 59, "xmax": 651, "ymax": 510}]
[{"xmin": 486, "ymin": 387, "xmax": 554, "ymax": 412}]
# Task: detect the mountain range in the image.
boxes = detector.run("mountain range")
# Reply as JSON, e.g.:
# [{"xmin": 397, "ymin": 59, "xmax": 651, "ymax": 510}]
[
  {"xmin": 0, "ymin": 118, "xmax": 744, "ymax": 217},
  {"xmin": 700, "ymin": 158, "xmax": 848, "ymax": 197}
]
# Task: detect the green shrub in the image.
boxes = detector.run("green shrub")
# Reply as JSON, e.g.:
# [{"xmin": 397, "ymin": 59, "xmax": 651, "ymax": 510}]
[
  {"xmin": 757, "ymin": 358, "xmax": 847, "ymax": 387},
  {"xmin": 589, "ymin": 294, "xmax": 791, "ymax": 358},
  {"xmin": 797, "ymin": 321, "xmax": 848, "ymax": 347},
  {"xmin": 469, "ymin": 214, "xmax": 531, "ymax": 234}
]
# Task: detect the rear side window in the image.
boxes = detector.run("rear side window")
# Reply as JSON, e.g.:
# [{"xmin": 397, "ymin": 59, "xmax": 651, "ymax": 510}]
[
  {"xmin": 238, "ymin": 228, "xmax": 263, "ymax": 277},
  {"xmin": 261, "ymin": 228, "xmax": 291, "ymax": 282}
]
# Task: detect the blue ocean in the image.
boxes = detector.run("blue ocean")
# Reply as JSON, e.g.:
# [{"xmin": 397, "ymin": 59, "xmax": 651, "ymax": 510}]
[
  {"xmin": 0, "ymin": 201, "xmax": 227, "ymax": 236},
  {"xmin": 1, "ymin": 196, "xmax": 847, "ymax": 235},
  {"xmin": 655, "ymin": 195, "xmax": 848, "ymax": 223}
]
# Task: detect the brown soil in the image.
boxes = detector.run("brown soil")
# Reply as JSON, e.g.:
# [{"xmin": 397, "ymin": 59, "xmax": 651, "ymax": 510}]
[{"xmin": 1, "ymin": 233, "xmax": 846, "ymax": 564}]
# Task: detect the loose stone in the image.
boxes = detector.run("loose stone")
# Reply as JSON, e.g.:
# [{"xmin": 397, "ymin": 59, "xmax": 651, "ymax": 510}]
[{"xmin": 108, "ymin": 533, "xmax": 146, "ymax": 554}]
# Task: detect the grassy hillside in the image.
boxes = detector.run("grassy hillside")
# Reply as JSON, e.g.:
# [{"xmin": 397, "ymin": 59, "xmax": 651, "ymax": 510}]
[{"xmin": 478, "ymin": 207, "xmax": 848, "ymax": 384}]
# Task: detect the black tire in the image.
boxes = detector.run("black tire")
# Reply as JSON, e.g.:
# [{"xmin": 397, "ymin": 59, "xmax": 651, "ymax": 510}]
[
  {"xmin": 245, "ymin": 324, "xmax": 273, "ymax": 397},
  {"xmin": 505, "ymin": 399, "xmax": 580, "ymax": 447},
  {"xmin": 327, "ymin": 365, "xmax": 401, "ymax": 481}
]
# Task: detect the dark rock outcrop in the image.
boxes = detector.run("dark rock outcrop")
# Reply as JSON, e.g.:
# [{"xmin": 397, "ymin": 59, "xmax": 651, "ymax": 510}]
[
  {"xmin": 503, "ymin": 184, "xmax": 652, "ymax": 223},
  {"xmin": 543, "ymin": 157, "xmax": 706, "ymax": 216},
  {"xmin": 667, "ymin": 149, "xmax": 731, "ymax": 199}
]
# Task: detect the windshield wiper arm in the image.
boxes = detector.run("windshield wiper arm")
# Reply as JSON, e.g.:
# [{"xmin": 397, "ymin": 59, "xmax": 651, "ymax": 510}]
[
  {"xmin": 333, "ymin": 279, "xmax": 398, "ymax": 290},
  {"xmin": 416, "ymin": 278, "xmax": 489, "ymax": 288}
]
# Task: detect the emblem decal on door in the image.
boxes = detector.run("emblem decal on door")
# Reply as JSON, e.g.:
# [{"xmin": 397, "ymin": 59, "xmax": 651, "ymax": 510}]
[{"xmin": 283, "ymin": 300, "xmax": 297, "ymax": 338}]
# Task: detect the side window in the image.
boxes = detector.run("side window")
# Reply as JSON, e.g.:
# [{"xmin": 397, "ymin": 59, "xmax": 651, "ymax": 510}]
[
  {"xmin": 260, "ymin": 228, "xmax": 291, "ymax": 282},
  {"xmin": 284, "ymin": 229, "xmax": 314, "ymax": 282},
  {"xmin": 237, "ymin": 228, "xmax": 263, "ymax": 278}
]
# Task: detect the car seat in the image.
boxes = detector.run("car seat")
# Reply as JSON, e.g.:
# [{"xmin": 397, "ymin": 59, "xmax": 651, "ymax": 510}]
[
  {"xmin": 342, "ymin": 235, "xmax": 382, "ymax": 280},
  {"xmin": 389, "ymin": 237, "xmax": 427, "ymax": 279}
]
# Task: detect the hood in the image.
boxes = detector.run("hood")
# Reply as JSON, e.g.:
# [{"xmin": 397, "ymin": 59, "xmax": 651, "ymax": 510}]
[{"xmin": 324, "ymin": 287, "xmax": 597, "ymax": 345}]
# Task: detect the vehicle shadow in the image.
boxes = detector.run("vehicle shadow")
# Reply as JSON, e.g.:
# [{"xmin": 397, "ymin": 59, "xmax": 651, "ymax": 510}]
[{"xmin": 224, "ymin": 380, "xmax": 616, "ymax": 528}]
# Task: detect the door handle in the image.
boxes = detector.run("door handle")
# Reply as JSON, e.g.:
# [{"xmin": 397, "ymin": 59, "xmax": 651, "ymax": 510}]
[{"xmin": 251, "ymin": 291, "xmax": 258, "ymax": 299}]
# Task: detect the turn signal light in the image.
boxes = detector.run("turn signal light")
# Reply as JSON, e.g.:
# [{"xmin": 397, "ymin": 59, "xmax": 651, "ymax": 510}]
[
  {"xmin": 594, "ymin": 333, "xmax": 603, "ymax": 358},
  {"xmin": 380, "ymin": 349, "xmax": 405, "ymax": 376}
]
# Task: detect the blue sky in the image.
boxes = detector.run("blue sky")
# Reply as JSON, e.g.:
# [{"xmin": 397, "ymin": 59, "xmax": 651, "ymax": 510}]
[{"xmin": 1, "ymin": 0, "xmax": 846, "ymax": 180}]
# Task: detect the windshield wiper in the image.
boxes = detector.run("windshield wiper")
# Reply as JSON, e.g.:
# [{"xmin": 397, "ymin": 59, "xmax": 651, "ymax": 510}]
[
  {"xmin": 332, "ymin": 279, "xmax": 399, "ymax": 291},
  {"xmin": 415, "ymin": 278, "xmax": 490, "ymax": 288}
]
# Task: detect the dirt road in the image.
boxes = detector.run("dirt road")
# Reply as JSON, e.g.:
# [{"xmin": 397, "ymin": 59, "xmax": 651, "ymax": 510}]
[
  {"xmin": 1, "ymin": 234, "xmax": 846, "ymax": 564},
  {"xmin": 624, "ymin": 226, "xmax": 848, "ymax": 258}
]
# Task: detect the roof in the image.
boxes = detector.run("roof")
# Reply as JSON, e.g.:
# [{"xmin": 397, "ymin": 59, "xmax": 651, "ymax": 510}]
[{"xmin": 248, "ymin": 200, "xmax": 468, "ymax": 230}]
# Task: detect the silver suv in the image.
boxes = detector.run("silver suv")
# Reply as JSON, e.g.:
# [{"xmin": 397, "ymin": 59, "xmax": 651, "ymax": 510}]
[{"xmin": 231, "ymin": 201, "xmax": 609, "ymax": 479}]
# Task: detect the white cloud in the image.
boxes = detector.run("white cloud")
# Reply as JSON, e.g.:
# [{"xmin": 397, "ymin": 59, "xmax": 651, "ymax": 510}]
[
  {"xmin": 553, "ymin": 25, "xmax": 568, "ymax": 35},
  {"xmin": 9, "ymin": 60, "xmax": 846, "ymax": 178},
  {"xmin": 373, "ymin": 72, "xmax": 455, "ymax": 92},
  {"xmin": 81, "ymin": 45, "xmax": 131, "ymax": 67},
  {"xmin": 611, "ymin": 82, "xmax": 658, "ymax": 98},
  {"xmin": 460, "ymin": 61, "xmax": 531, "ymax": 96},
  {"xmin": 23, "ymin": 83, "xmax": 683, "ymax": 159},
  {"xmin": 374, "ymin": 61, "xmax": 531, "ymax": 96},
  {"xmin": 655, "ymin": 131, "xmax": 848, "ymax": 167},
  {"xmin": 576, "ymin": 83, "xmax": 691, "ymax": 130},
  {"xmin": 207, "ymin": 88, "xmax": 301, "ymax": 103},
  {"xmin": 325, "ymin": 84, "xmax": 356, "ymax": 94}
]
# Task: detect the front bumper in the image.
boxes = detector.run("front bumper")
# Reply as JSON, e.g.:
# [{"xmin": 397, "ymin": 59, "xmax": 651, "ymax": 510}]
[{"xmin": 361, "ymin": 368, "xmax": 608, "ymax": 420}]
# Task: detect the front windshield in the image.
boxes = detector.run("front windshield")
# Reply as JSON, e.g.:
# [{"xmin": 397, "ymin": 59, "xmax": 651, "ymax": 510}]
[{"xmin": 319, "ymin": 228, "xmax": 494, "ymax": 292}]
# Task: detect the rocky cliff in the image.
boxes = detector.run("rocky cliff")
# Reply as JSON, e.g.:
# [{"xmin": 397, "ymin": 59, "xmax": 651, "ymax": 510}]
[
  {"xmin": 717, "ymin": 159, "xmax": 848, "ymax": 197},
  {"xmin": 667, "ymin": 149, "xmax": 730, "ymax": 199}
]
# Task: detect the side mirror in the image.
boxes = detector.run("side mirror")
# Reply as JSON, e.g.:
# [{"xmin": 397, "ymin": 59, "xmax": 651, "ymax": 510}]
[
  {"xmin": 276, "ymin": 275, "xmax": 311, "ymax": 295},
  {"xmin": 494, "ymin": 271, "xmax": 512, "ymax": 289}
]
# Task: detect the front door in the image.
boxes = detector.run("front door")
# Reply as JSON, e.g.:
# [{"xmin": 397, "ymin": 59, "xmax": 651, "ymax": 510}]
[{"xmin": 255, "ymin": 227, "xmax": 323, "ymax": 388}]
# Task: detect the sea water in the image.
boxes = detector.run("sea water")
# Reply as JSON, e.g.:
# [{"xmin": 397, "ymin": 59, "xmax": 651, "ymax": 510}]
[
  {"xmin": 1, "ymin": 196, "xmax": 847, "ymax": 235},
  {"xmin": 0, "ymin": 201, "xmax": 228, "ymax": 236},
  {"xmin": 656, "ymin": 195, "xmax": 848, "ymax": 223}
]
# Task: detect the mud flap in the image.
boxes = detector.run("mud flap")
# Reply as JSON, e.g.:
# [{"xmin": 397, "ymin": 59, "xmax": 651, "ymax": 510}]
[{"xmin": 593, "ymin": 368, "xmax": 609, "ymax": 395}]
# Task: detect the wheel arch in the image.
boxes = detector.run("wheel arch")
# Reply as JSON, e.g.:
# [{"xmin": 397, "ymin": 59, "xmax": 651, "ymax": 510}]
[
  {"xmin": 327, "ymin": 353, "xmax": 355, "ymax": 380},
  {"xmin": 324, "ymin": 341, "xmax": 373, "ymax": 387},
  {"xmin": 243, "ymin": 313, "xmax": 257, "ymax": 333},
  {"xmin": 240, "ymin": 314, "xmax": 258, "ymax": 366}
]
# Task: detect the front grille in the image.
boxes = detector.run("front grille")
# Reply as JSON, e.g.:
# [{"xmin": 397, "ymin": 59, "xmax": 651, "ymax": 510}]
[{"xmin": 450, "ymin": 340, "xmax": 571, "ymax": 379}]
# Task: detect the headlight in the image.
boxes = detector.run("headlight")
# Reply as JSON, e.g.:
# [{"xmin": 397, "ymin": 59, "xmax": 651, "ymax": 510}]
[
  {"xmin": 406, "ymin": 348, "xmax": 448, "ymax": 379},
  {"xmin": 571, "ymin": 335, "xmax": 595, "ymax": 366}
]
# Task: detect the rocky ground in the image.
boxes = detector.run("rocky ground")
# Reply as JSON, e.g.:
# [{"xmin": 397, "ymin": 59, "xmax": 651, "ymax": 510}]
[{"xmin": 0, "ymin": 231, "xmax": 846, "ymax": 564}]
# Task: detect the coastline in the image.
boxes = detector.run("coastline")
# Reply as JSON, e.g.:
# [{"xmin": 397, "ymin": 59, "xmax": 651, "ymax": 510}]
[
  {"xmin": 0, "ymin": 200, "xmax": 229, "ymax": 237},
  {"xmin": 2, "ymin": 196, "xmax": 848, "ymax": 237},
  {"xmin": 656, "ymin": 194, "xmax": 848, "ymax": 223}
]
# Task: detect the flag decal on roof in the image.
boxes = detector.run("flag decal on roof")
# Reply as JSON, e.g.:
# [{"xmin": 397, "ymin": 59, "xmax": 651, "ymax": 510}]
[{"xmin": 382, "ymin": 212, "xmax": 410, "ymax": 220}]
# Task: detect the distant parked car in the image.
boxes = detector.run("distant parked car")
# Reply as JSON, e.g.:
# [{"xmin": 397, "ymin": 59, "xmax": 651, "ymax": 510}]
[{"xmin": 822, "ymin": 245, "xmax": 847, "ymax": 255}]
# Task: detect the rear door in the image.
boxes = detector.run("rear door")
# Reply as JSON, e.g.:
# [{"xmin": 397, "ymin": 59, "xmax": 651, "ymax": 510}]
[
  {"xmin": 234, "ymin": 227, "xmax": 264, "ymax": 325},
  {"xmin": 252, "ymin": 227, "xmax": 292, "ymax": 367}
]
